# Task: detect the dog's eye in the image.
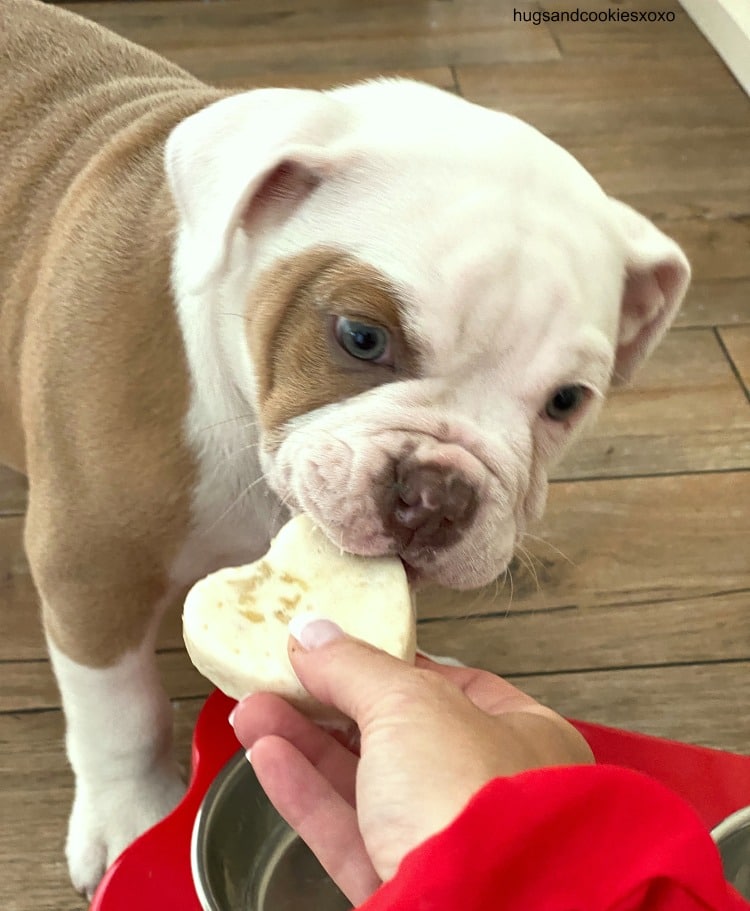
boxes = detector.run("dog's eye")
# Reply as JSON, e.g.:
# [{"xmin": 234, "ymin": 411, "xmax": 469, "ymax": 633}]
[
  {"xmin": 334, "ymin": 317, "xmax": 390, "ymax": 362},
  {"xmin": 544, "ymin": 384, "xmax": 588, "ymax": 421}
]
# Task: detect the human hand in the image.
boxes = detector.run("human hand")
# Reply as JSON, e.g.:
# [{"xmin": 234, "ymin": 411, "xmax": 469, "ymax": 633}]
[{"xmin": 230, "ymin": 618, "xmax": 593, "ymax": 906}]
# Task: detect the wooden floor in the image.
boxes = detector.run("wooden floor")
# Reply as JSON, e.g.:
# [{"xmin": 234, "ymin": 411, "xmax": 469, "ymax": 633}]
[{"xmin": 1, "ymin": 0, "xmax": 749, "ymax": 908}]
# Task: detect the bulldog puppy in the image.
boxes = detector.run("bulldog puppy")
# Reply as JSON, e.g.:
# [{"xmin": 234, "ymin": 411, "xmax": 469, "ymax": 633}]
[{"xmin": 0, "ymin": 0, "xmax": 690, "ymax": 897}]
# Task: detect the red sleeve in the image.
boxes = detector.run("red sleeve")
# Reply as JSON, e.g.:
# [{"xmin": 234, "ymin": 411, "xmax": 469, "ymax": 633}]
[{"xmin": 358, "ymin": 765, "xmax": 748, "ymax": 911}]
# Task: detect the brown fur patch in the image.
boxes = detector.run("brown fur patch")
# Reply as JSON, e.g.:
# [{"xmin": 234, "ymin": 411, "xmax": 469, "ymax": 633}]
[
  {"xmin": 0, "ymin": 0, "xmax": 231, "ymax": 666},
  {"xmin": 247, "ymin": 248, "xmax": 421, "ymax": 437},
  {"xmin": 23, "ymin": 169, "xmax": 199, "ymax": 669}
]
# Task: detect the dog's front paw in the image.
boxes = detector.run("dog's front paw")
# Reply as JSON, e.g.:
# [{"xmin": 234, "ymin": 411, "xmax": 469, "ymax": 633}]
[{"xmin": 66, "ymin": 761, "xmax": 185, "ymax": 897}]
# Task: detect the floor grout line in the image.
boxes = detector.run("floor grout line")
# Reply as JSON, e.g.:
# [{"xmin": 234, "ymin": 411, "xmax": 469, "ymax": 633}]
[
  {"xmin": 0, "ymin": 693, "xmax": 212, "ymax": 718},
  {"xmin": 551, "ymin": 465, "xmax": 750, "ymax": 485},
  {"xmin": 417, "ymin": 586, "xmax": 750, "ymax": 624},
  {"xmin": 714, "ymin": 326, "xmax": 750, "ymax": 404},
  {"xmin": 508, "ymin": 655, "xmax": 750, "ymax": 680}
]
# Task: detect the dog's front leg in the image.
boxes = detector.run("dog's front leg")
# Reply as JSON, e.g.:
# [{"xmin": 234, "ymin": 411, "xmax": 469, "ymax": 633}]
[
  {"xmin": 46, "ymin": 630, "xmax": 183, "ymax": 896},
  {"xmin": 28, "ymin": 530, "xmax": 185, "ymax": 896}
]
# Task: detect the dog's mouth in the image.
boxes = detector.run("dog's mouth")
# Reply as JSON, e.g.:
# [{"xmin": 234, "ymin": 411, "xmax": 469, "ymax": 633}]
[
  {"xmin": 286, "ymin": 504, "xmax": 484, "ymax": 590},
  {"xmin": 400, "ymin": 558, "xmax": 424, "ymax": 587}
]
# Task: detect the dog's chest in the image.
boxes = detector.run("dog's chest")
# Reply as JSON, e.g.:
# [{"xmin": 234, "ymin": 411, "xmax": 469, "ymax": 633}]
[{"xmin": 169, "ymin": 429, "xmax": 288, "ymax": 588}]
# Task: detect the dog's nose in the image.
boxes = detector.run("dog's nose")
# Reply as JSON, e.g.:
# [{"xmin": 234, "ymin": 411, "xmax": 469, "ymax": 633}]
[{"xmin": 389, "ymin": 461, "xmax": 477, "ymax": 552}]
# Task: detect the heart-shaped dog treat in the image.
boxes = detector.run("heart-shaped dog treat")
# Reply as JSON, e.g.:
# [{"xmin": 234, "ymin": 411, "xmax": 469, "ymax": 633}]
[{"xmin": 183, "ymin": 514, "xmax": 416, "ymax": 722}]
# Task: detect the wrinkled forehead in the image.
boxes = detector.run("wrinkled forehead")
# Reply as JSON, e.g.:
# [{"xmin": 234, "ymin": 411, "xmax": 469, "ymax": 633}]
[
  {"xmin": 266, "ymin": 140, "xmax": 619, "ymax": 334},
  {"xmin": 245, "ymin": 238, "xmax": 614, "ymax": 443},
  {"xmin": 287, "ymin": 183, "xmax": 619, "ymax": 373},
  {"xmin": 245, "ymin": 120, "xmax": 620, "ymax": 436}
]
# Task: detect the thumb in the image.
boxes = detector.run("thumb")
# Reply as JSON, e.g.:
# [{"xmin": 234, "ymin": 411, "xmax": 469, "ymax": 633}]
[{"xmin": 288, "ymin": 616, "xmax": 417, "ymax": 725}]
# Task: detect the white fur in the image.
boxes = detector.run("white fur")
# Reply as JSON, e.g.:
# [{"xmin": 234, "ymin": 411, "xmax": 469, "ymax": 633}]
[
  {"xmin": 170, "ymin": 392, "xmax": 284, "ymax": 585},
  {"xmin": 47, "ymin": 611, "xmax": 184, "ymax": 897},
  {"xmin": 170, "ymin": 241, "xmax": 286, "ymax": 581}
]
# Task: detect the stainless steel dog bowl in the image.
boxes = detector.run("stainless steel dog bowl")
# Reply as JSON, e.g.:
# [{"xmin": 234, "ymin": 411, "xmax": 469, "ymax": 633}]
[
  {"xmin": 192, "ymin": 750, "xmax": 352, "ymax": 911},
  {"xmin": 712, "ymin": 805, "xmax": 750, "ymax": 899}
]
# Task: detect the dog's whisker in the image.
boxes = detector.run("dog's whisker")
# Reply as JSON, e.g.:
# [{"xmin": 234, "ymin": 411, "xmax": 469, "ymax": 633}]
[
  {"xmin": 202, "ymin": 473, "xmax": 271, "ymax": 536},
  {"xmin": 462, "ymin": 584, "xmax": 488, "ymax": 622},
  {"xmin": 476, "ymin": 572, "xmax": 507, "ymax": 626},
  {"xmin": 194, "ymin": 412, "xmax": 260, "ymax": 436},
  {"xmin": 504, "ymin": 566, "xmax": 514, "ymax": 616},
  {"xmin": 220, "ymin": 310, "xmax": 252, "ymax": 324},
  {"xmin": 211, "ymin": 439, "xmax": 264, "ymax": 466},
  {"xmin": 464, "ymin": 539, "xmax": 499, "ymax": 620},
  {"xmin": 520, "ymin": 532, "xmax": 576, "ymax": 567},
  {"xmin": 488, "ymin": 572, "xmax": 502, "ymax": 612},
  {"xmin": 515, "ymin": 544, "xmax": 541, "ymax": 595},
  {"xmin": 268, "ymin": 488, "xmax": 295, "ymax": 533}
]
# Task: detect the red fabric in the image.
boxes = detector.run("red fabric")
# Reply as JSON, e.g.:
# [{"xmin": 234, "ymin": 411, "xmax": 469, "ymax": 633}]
[{"xmin": 358, "ymin": 765, "xmax": 748, "ymax": 910}]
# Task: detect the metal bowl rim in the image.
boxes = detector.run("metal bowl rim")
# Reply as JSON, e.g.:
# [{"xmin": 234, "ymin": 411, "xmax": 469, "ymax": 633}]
[
  {"xmin": 711, "ymin": 805, "xmax": 750, "ymax": 845},
  {"xmin": 191, "ymin": 749, "xmax": 248, "ymax": 911}
]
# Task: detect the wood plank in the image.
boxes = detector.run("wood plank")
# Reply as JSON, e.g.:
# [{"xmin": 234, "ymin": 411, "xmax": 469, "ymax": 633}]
[
  {"xmin": 417, "ymin": 590, "xmax": 750, "ymax": 675},
  {"xmin": 456, "ymin": 57, "xmax": 750, "ymax": 225},
  {"xmin": 212, "ymin": 65, "xmax": 456, "ymax": 92},
  {"xmin": 456, "ymin": 53, "xmax": 750, "ymax": 139},
  {"xmin": 658, "ymin": 215, "xmax": 750, "ymax": 283},
  {"xmin": 0, "ymin": 649, "xmax": 211, "ymax": 713},
  {"xmin": 0, "ymin": 518, "xmax": 42, "ymax": 663},
  {"xmin": 622, "ymin": 194, "xmax": 750, "ymax": 225},
  {"xmin": 0, "ymin": 465, "xmax": 26, "ymax": 516},
  {"xmin": 624, "ymin": 188, "xmax": 750, "ymax": 227},
  {"xmin": 0, "ymin": 698, "xmax": 202, "ymax": 777},
  {"xmin": 677, "ymin": 279, "xmax": 750, "ymax": 328},
  {"xmin": 554, "ymin": 329, "xmax": 750, "ymax": 479},
  {"xmin": 540, "ymin": 0, "xmax": 718, "ymax": 60},
  {"xmin": 719, "ymin": 326, "xmax": 750, "ymax": 395},
  {"xmin": 563, "ymin": 131, "xmax": 750, "ymax": 212},
  {"xmin": 62, "ymin": 0, "xmax": 452, "ymax": 18},
  {"xmin": 418, "ymin": 471, "xmax": 750, "ymax": 619},
  {"xmin": 0, "ymin": 517, "xmax": 42, "ymax": 663},
  {"xmin": 512, "ymin": 662, "xmax": 750, "ymax": 753},
  {"xmin": 555, "ymin": 426, "xmax": 750, "ymax": 482},
  {"xmin": 64, "ymin": 0, "xmax": 561, "ymax": 75}
]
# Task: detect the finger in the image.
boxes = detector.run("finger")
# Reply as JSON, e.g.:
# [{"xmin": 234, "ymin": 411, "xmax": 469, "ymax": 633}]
[
  {"xmin": 251, "ymin": 735, "xmax": 381, "ymax": 906},
  {"xmin": 232, "ymin": 693, "xmax": 358, "ymax": 805},
  {"xmin": 287, "ymin": 622, "xmax": 427, "ymax": 727}
]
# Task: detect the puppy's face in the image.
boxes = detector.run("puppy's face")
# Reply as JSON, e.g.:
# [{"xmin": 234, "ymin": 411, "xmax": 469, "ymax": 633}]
[{"xmin": 168, "ymin": 80, "xmax": 690, "ymax": 589}]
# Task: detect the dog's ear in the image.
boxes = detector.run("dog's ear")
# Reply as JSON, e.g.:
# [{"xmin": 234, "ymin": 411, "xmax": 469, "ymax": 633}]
[
  {"xmin": 165, "ymin": 89, "xmax": 347, "ymax": 291},
  {"xmin": 610, "ymin": 199, "xmax": 690, "ymax": 385}
]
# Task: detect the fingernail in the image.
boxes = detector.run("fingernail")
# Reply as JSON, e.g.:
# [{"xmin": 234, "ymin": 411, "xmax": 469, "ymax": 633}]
[
  {"xmin": 228, "ymin": 706, "xmax": 237, "ymax": 727},
  {"xmin": 289, "ymin": 615, "xmax": 345, "ymax": 649},
  {"xmin": 245, "ymin": 748, "xmax": 253, "ymax": 765}
]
